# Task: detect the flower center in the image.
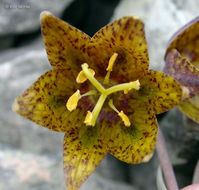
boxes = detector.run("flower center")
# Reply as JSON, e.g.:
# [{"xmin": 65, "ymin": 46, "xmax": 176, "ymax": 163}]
[{"xmin": 66, "ymin": 53, "xmax": 140, "ymax": 127}]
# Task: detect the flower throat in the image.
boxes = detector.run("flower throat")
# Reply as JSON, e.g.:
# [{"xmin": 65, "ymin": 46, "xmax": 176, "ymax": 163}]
[{"xmin": 66, "ymin": 53, "xmax": 140, "ymax": 127}]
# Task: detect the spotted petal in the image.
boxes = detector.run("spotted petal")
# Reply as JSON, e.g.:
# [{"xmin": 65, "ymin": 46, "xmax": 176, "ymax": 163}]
[
  {"xmin": 63, "ymin": 124, "xmax": 107, "ymax": 190},
  {"xmin": 165, "ymin": 16, "xmax": 199, "ymax": 68},
  {"xmin": 101, "ymin": 102, "xmax": 158, "ymax": 164},
  {"xmin": 178, "ymin": 95, "xmax": 199, "ymax": 123},
  {"xmin": 13, "ymin": 69, "xmax": 87, "ymax": 133},
  {"xmin": 87, "ymin": 16, "xmax": 149, "ymax": 82},
  {"xmin": 165, "ymin": 49, "xmax": 199, "ymax": 97},
  {"xmin": 40, "ymin": 11, "xmax": 90, "ymax": 70},
  {"xmin": 132, "ymin": 69, "xmax": 182, "ymax": 114}
]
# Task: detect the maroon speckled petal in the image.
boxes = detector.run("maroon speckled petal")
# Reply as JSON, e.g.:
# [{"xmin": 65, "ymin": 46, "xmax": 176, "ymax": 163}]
[
  {"xmin": 40, "ymin": 11, "xmax": 90, "ymax": 71},
  {"xmin": 13, "ymin": 69, "xmax": 91, "ymax": 133},
  {"xmin": 63, "ymin": 125, "xmax": 107, "ymax": 190},
  {"xmin": 101, "ymin": 103, "xmax": 157, "ymax": 164},
  {"xmin": 165, "ymin": 16, "xmax": 199, "ymax": 68},
  {"xmin": 165, "ymin": 49, "xmax": 199, "ymax": 97},
  {"xmin": 87, "ymin": 16, "xmax": 149, "ymax": 83}
]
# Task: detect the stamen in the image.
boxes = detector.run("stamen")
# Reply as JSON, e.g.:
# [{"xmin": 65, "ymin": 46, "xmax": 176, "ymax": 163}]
[
  {"xmin": 76, "ymin": 69, "xmax": 95, "ymax": 83},
  {"xmin": 84, "ymin": 111, "xmax": 93, "ymax": 126},
  {"xmin": 106, "ymin": 80, "xmax": 140, "ymax": 95},
  {"xmin": 103, "ymin": 71, "xmax": 111, "ymax": 85},
  {"xmin": 66, "ymin": 90, "xmax": 81, "ymax": 112},
  {"xmin": 106, "ymin": 53, "xmax": 118, "ymax": 72},
  {"xmin": 118, "ymin": 111, "xmax": 131, "ymax": 127},
  {"xmin": 81, "ymin": 90, "xmax": 97, "ymax": 97},
  {"xmin": 108, "ymin": 99, "xmax": 119, "ymax": 114},
  {"xmin": 108, "ymin": 99, "xmax": 131, "ymax": 127},
  {"xmin": 104, "ymin": 53, "xmax": 118, "ymax": 85}
]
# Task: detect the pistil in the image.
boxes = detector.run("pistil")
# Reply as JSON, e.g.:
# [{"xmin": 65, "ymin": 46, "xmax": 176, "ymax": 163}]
[
  {"xmin": 81, "ymin": 63, "xmax": 106, "ymax": 94},
  {"xmin": 106, "ymin": 80, "xmax": 140, "ymax": 95},
  {"xmin": 84, "ymin": 94, "xmax": 107, "ymax": 126},
  {"xmin": 67, "ymin": 54, "xmax": 141, "ymax": 127}
]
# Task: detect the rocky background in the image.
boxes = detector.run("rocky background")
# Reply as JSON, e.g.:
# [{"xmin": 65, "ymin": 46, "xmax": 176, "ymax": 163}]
[{"xmin": 0, "ymin": 0, "xmax": 199, "ymax": 189}]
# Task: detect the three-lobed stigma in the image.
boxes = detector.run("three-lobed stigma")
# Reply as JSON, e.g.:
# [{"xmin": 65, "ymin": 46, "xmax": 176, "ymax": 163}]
[{"xmin": 66, "ymin": 53, "xmax": 140, "ymax": 127}]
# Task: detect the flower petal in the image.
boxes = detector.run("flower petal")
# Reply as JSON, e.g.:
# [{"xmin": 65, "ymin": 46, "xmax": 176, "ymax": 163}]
[
  {"xmin": 101, "ymin": 103, "xmax": 158, "ymax": 164},
  {"xmin": 13, "ymin": 69, "xmax": 87, "ymax": 133},
  {"xmin": 165, "ymin": 16, "xmax": 199, "ymax": 68},
  {"xmin": 178, "ymin": 95, "xmax": 199, "ymax": 124},
  {"xmin": 40, "ymin": 11, "xmax": 90, "ymax": 70},
  {"xmin": 87, "ymin": 16, "xmax": 149, "ymax": 82},
  {"xmin": 165, "ymin": 49, "xmax": 199, "ymax": 97},
  {"xmin": 132, "ymin": 69, "xmax": 182, "ymax": 114},
  {"xmin": 63, "ymin": 124, "xmax": 107, "ymax": 190}
]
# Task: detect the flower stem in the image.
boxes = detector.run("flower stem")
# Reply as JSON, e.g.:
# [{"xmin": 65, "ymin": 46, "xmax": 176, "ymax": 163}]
[
  {"xmin": 193, "ymin": 159, "xmax": 199, "ymax": 184},
  {"xmin": 156, "ymin": 128, "xmax": 179, "ymax": 190}
]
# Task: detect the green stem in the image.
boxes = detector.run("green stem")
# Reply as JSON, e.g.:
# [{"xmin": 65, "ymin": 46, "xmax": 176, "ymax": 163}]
[{"xmin": 156, "ymin": 128, "xmax": 179, "ymax": 190}]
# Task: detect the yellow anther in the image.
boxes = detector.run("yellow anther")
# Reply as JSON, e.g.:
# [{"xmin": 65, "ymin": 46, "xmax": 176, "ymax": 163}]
[
  {"xmin": 84, "ymin": 111, "xmax": 93, "ymax": 126},
  {"xmin": 66, "ymin": 90, "xmax": 81, "ymax": 112},
  {"xmin": 130, "ymin": 80, "xmax": 140, "ymax": 90},
  {"xmin": 76, "ymin": 68, "xmax": 95, "ymax": 83},
  {"xmin": 123, "ymin": 80, "xmax": 140, "ymax": 94},
  {"xmin": 118, "ymin": 111, "xmax": 131, "ymax": 127},
  {"xmin": 108, "ymin": 99, "xmax": 131, "ymax": 127},
  {"xmin": 106, "ymin": 52, "xmax": 118, "ymax": 71}
]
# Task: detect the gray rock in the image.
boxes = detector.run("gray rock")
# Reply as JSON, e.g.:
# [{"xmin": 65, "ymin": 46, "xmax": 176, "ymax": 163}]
[
  {"xmin": 0, "ymin": 144, "xmax": 135, "ymax": 190},
  {"xmin": 178, "ymin": 117, "xmax": 199, "ymax": 161},
  {"xmin": 129, "ymin": 154, "xmax": 159, "ymax": 190},
  {"xmin": 95, "ymin": 154, "xmax": 129, "ymax": 183},
  {"xmin": 82, "ymin": 173, "xmax": 134, "ymax": 190},
  {"xmin": 0, "ymin": 37, "xmax": 43, "ymax": 63},
  {"xmin": 0, "ymin": 0, "xmax": 74, "ymax": 35},
  {"xmin": 0, "ymin": 144, "xmax": 66, "ymax": 190},
  {"xmin": 159, "ymin": 108, "xmax": 186, "ymax": 164},
  {"xmin": 0, "ymin": 48, "xmax": 64, "ymax": 155},
  {"xmin": 112, "ymin": 0, "xmax": 199, "ymax": 71}
]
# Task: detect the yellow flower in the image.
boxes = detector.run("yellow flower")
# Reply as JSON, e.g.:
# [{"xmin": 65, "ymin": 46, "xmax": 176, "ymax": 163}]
[
  {"xmin": 13, "ymin": 11, "xmax": 182, "ymax": 190},
  {"xmin": 164, "ymin": 16, "xmax": 199, "ymax": 124}
]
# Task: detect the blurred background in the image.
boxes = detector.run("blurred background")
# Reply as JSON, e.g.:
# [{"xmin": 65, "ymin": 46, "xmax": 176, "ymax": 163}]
[{"xmin": 0, "ymin": 0, "xmax": 199, "ymax": 189}]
